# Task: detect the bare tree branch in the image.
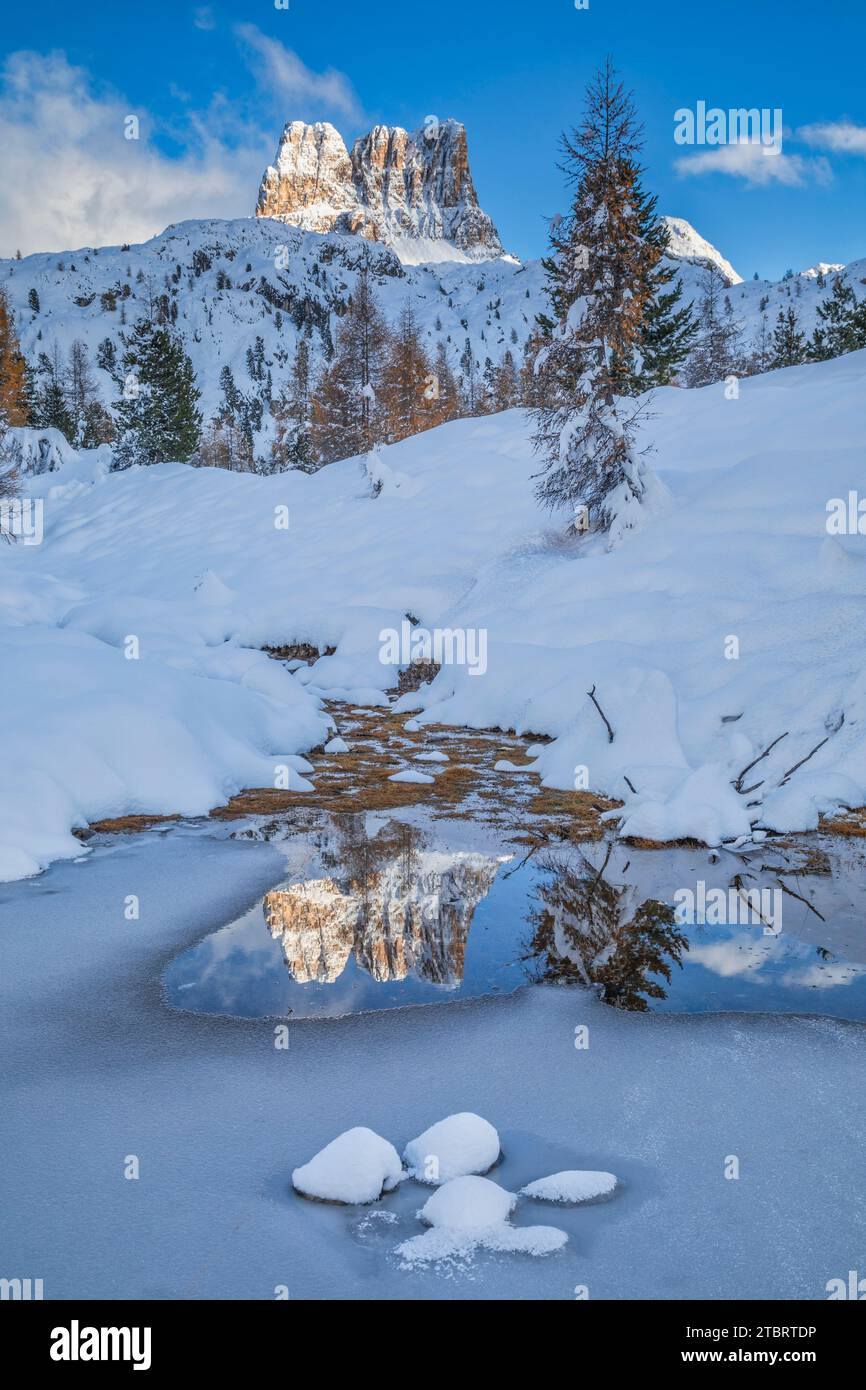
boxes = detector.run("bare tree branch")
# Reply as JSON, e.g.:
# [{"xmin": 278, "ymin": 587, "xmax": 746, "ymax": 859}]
[{"xmin": 587, "ymin": 685, "xmax": 615, "ymax": 743}]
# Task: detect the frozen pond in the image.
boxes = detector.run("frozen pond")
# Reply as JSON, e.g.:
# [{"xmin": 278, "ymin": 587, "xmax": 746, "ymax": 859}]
[
  {"xmin": 3, "ymin": 822, "xmax": 865, "ymax": 1299},
  {"xmin": 164, "ymin": 812, "xmax": 866, "ymax": 1021}
]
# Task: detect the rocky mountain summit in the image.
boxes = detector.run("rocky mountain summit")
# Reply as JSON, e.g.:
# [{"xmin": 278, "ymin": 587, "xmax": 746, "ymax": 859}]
[{"xmin": 256, "ymin": 118, "xmax": 504, "ymax": 263}]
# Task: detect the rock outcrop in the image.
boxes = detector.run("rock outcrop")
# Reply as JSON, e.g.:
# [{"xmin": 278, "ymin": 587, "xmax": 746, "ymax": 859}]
[{"xmin": 256, "ymin": 119, "xmax": 503, "ymax": 263}]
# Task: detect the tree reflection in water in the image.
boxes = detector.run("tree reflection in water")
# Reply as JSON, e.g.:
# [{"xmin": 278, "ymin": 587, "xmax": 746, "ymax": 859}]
[{"xmin": 526, "ymin": 844, "xmax": 688, "ymax": 1010}]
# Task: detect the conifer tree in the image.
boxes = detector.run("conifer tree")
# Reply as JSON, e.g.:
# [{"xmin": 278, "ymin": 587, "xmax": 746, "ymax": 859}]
[
  {"xmin": 113, "ymin": 318, "xmax": 201, "ymax": 468},
  {"xmin": 380, "ymin": 304, "xmax": 434, "ymax": 443},
  {"xmin": 769, "ymin": 307, "xmax": 807, "ymax": 369},
  {"xmin": 531, "ymin": 59, "xmax": 660, "ymax": 540},
  {"xmin": 33, "ymin": 346, "xmax": 74, "ymax": 439},
  {"xmin": 809, "ymin": 275, "xmax": 866, "ymax": 359},
  {"xmin": 493, "ymin": 349, "xmax": 520, "ymax": 411},
  {"xmin": 613, "ymin": 183, "xmax": 697, "ymax": 391},
  {"xmin": 459, "ymin": 338, "xmax": 478, "ymax": 412},
  {"xmin": 271, "ymin": 338, "xmax": 315, "ymax": 471},
  {"xmin": 686, "ymin": 269, "xmax": 744, "ymax": 385},
  {"xmin": 428, "ymin": 341, "xmax": 461, "ymax": 424},
  {"xmin": 750, "ymin": 310, "xmax": 772, "ymax": 375},
  {"xmin": 0, "ymin": 287, "xmax": 30, "ymax": 427},
  {"xmin": 310, "ymin": 269, "xmax": 388, "ymax": 462}
]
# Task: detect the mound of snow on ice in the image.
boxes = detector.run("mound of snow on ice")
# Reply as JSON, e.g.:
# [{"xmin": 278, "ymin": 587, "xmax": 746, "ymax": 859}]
[
  {"xmin": 520, "ymin": 1170, "xmax": 618, "ymax": 1203},
  {"xmin": 292, "ymin": 1127, "xmax": 403, "ymax": 1204},
  {"xmin": 395, "ymin": 1175, "xmax": 567, "ymax": 1266},
  {"xmin": 403, "ymin": 1112, "xmax": 501, "ymax": 1183}
]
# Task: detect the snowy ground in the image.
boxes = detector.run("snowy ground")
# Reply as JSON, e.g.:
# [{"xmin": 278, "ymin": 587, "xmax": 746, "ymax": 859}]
[
  {"xmin": 3, "ymin": 348, "xmax": 866, "ymax": 878},
  {"xmin": 2, "ymin": 824, "xmax": 864, "ymax": 1299}
]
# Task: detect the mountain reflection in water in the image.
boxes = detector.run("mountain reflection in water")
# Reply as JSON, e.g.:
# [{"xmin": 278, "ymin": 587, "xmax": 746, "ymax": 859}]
[{"xmin": 263, "ymin": 819, "xmax": 500, "ymax": 988}]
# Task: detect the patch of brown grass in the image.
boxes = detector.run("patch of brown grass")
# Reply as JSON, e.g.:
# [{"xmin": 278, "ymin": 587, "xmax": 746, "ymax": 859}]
[{"xmin": 819, "ymin": 808, "xmax": 866, "ymax": 838}]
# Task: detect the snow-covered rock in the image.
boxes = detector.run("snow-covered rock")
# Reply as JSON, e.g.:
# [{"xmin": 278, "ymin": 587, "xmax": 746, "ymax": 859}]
[
  {"xmin": 520, "ymin": 1170, "xmax": 618, "ymax": 1203},
  {"xmin": 420, "ymin": 1174, "xmax": 514, "ymax": 1227},
  {"xmin": 388, "ymin": 769, "xmax": 434, "ymax": 785},
  {"xmin": 324, "ymin": 735, "xmax": 349, "ymax": 753},
  {"xmin": 403, "ymin": 1112, "xmax": 501, "ymax": 1184},
  {"xmin": 395, "ymin": 1175, "xmax": 567, "ymax": 1265},
  {"xmin": 292, "ymin": 1127, "xmax": 403, "ymax": 1204}
]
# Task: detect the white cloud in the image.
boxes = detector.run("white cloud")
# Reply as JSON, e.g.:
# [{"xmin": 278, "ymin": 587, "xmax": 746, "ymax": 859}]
[
  {"xmin": 674, "ymin": 141, "xmax": 832, "ymax": 188},
  {"xmin": 193, "ymin": 6, "xmax": 216, "ymax": 30},
  {"xmin": 0, "ymin": 37, "xmax": 362, "ymax": 256},
  {"xmin": 234, "ymin": 23, "xmax": 362, "ymax": 124},
  {"xmin": 798, "ymin": 120, "xmax": 866, "ymax": 156}
]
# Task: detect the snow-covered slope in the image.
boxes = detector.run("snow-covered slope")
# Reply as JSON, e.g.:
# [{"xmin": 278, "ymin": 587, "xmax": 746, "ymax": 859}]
[
  {"xmin": 2, "ymin": 217, "xmax": 543, "ymax": 450},
  {"xmin": 3, "ymin": 348, "xmax": 866, "ymax": 877},
  {"xmin": 4, "ymin": 213, "xmax": 862, "ymax": 466}
]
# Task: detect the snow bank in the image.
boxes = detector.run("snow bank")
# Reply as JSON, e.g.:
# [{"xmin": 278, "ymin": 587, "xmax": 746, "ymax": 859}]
[
  {"xmin": 292, "ymin": 1127, "xmax": 403, "ymax": 1204},
  {"xmin": 0, "ymin": 623, "xmax": 326, "ymax": 881},
  {"xmin": 520, "ymin": 1170, "xmax": 618, "ymax": 1203},
  {"xmin": 403, "ymin": 1113, "xmax": 501, "ymax": 1184}
]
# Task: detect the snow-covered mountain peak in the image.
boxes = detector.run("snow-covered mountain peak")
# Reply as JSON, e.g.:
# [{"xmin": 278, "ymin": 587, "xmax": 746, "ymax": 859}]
[
  {"xmin": 798, "ymin": 260, "xmax": 846, "ymax": 280},
  {"xmin": 662, "ymin": 216, "xmax": 742, "ymax": 286},
  {"xmin": 256, "ymin": 117, "xmax": 504, "ymax": 264}
]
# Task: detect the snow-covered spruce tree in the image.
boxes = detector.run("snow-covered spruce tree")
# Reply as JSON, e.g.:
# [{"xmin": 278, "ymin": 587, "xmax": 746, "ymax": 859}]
[
  {"xmin": 33, "ymin": 346, "xmax": 74, "ymax": 440},
  {"xmin": 809, "ymin": 275, "xmax": 866, "ymax": 360},
  {"xmin": 685, "ymin": 268, "xmax": 744, "ymax": 386},
  {"xmin": 493, "ymin": 349, "xmax": 520, "ymax": 411},
  {"xmin": 620, "ymin": 190, "xmax": 698, "ymax": 390},
  {"xmin": 67, "ymin": 340, "xmax": 113, "ymax": 448},
  {"xmin": 459, "ymin": 338, "xmax": 478, "ymax": 412},
  {"xmin": 531, "ymin": 60, "xmax": 661, "ymax": 540},
  {"xmin": 271, "ymin": 337, "xmax": 316, "ymax": 472},
  {"xmin": 769, "ymin": 307, "xmax": 807, "ymax": 369},
  {"xmin": 429, "ymin": 341, "xmax": 461, "ymax": 425},
  {"xmin": 113, "ymin": 318, "xmax": 201, "ymax": 468}
]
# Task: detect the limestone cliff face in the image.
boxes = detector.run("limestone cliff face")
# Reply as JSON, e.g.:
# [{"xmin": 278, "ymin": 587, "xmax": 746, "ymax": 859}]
[
  {"xmin": 262, "ymin": 851, "xmax": 500, "ymax": 988},
  {"xmin": 256, "ymin": 119, "xmax": 503, "ymax": 262}
]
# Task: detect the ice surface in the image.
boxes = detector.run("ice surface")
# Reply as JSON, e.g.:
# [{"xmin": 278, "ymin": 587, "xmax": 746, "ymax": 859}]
[{"xmin": 2, "ymin": 828, "xmax": 865, "ymax": 1298}]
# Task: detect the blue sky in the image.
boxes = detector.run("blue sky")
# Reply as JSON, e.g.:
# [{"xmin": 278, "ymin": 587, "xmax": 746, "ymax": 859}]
[{"xmin": 2, "ymin": 0, "xmax": 865, "ymax": 276}]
